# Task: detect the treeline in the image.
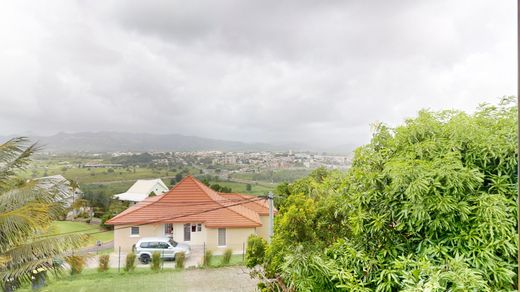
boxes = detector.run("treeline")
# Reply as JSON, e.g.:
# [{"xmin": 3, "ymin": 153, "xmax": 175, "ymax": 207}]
[{"xmin": 250, "ymin": 98, "xmax": 517, "ymax": 291}]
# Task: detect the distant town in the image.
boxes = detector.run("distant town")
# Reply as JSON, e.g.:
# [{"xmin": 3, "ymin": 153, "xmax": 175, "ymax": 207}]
[{"xmin": 44, "ymin": 150, "xmax": 352, "ymax": 178}]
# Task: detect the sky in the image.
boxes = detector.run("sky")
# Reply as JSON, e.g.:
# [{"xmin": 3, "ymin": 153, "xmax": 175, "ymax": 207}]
[{"xmin": 0, "ymin": 0, "xmax": 515, "ymax": 149}]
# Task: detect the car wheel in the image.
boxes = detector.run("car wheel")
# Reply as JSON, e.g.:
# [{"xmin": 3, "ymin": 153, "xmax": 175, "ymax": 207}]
[{"xmin": 140, "ymin": 254, "xmax": 150, "ymax": 264}]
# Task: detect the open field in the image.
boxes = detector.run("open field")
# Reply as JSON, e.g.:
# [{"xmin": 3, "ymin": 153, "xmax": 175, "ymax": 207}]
[
  {"xmin": 51, "ymin": 221, "xmax": 113, "ymax": 247},
  {"xmin": 18, "ymin": 267, "xmax": 256, "ymax": 292},
  {"xmin": 206, "ymin": 180, "xmax": 274, "ymax": 195},
  {"xmin": 21, "ymin": 164, "xmax": 181, "ymax": 184},
  {"xmin": 231, "ymin": 168, "xmax": 312, "ymax": 183}
]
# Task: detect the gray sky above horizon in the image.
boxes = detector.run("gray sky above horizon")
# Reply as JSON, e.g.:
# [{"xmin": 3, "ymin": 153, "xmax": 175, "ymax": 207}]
[{"xmin": 0, "ymin": 0, "xmax": 515, "ymax": 149}]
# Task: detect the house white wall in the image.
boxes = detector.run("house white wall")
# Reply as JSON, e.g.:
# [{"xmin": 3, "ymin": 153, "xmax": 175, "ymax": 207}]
[
  {"xmin": 170, "ymin": 223, "xmax": 207, "ymax": 244},
  {"xmin": 113, "ymin": 223, "xmax": 257, "ymax": 253},
  {"xmin": 205, "ymin": 227, "xmax": 256, "ymax": 255},
  {"xmin": 151, "ymin": 181, "xmax": 168, "ymax": 195},
  {"xmin": 256, "ymin": 215, "xmax": 270, "ymax": 240},
  {"xmin": 114, "ymin": 224, "xmax": 163, "ymax": 252}
]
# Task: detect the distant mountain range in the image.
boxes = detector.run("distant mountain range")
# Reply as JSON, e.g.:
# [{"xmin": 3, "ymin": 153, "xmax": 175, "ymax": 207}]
[{"xmin": 0, "ymin": 132, "xmax": 358, "ymax": 154}]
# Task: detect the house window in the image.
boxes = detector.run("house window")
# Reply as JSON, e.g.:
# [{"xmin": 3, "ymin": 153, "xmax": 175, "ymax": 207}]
[
  {"xmin": 164, "ymin": 224, "xmax": 173, "ymax": 235},
  {"xmin": 191, "ymin": 223, "xmax": 202, "ymax": 232},
  {"xmin": 131, "ymin": 226, "xmax": 139, "ymax": 236},
  {"xmin": 218, "ymin": 228, "xmax": 226, "ymax": 246}
]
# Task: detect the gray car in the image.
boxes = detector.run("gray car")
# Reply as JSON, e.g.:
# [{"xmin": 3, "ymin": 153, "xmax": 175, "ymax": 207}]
[{"xmin": 134, "ymin": 237, "xmax": 191, "ymax": 264}]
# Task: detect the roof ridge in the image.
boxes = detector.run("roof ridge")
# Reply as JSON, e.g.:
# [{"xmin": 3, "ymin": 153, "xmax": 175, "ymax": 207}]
[
  {"xmin": 153, "ymin": 175, "xmax": 192, "ymax": 204},
  {"xmin": 191, "ymin": 178, "xmax": 261, "ymax": 224}
]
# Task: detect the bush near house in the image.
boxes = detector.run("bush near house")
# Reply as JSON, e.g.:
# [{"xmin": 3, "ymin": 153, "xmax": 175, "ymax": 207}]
[
  {"xmin": 151, "ymin": 252, "xmax": 161, "ymax": 272},
  {"xmin": 98, "ymin": 255, "xmax": 110, "ymax": 272},
  {"xmin": 65, "ymin": 256, "xmax": 86, "ymax": 275},
  {"xmin": 203, "ymin": 250, "xmax": 213, "ymax": 267},
  {"xmin": 222, "ymin": 249, "xmax": 233, "ymax": 265},
  {"xmin": 245, "ymin": 234, "xmax": 266, "ymax": 268},
  {"xmin": 175, "ymin": 252, "xmax": 185, "ymax": 269},
  {"xmin": 124, "ymin": 253, "xmax": 136, "ymax": 272}
]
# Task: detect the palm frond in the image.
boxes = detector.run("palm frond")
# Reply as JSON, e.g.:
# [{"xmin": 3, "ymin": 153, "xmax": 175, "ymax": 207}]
[{"xmin": 0, "ymin": 202, "xmax": 51, "ymax": 252}]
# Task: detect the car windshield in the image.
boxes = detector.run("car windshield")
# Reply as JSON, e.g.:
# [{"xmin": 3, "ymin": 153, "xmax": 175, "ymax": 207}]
[{"xmin": 169, "ymin": 238, "xmax": 178, "ymax": 247}]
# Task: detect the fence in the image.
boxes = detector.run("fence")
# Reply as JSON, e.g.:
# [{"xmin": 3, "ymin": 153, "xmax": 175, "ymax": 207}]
[
  {"xmin": 107, "ymin": 241, "xmax": 249, "ymax": 272},
  {"xmin": 66, "ymin": 240, "xmax": 250, "ymax": 274}
]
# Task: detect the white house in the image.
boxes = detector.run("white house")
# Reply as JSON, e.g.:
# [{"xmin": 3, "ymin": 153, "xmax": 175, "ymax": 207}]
[
  {"xmin": 107, "ymin": 176, "xmax": 274, "ymax": 253},
  {"xmin": 113, "ymin": 179, "xmax": 169, "ymax": 203}
]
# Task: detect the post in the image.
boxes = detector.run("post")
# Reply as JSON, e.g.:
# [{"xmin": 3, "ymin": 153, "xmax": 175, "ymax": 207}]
[
  {"xmin": 203, "ymin": 242, "xmax": 206, "ymax": 267},
  {"xmin": 268, "ymin": 192, "xmax": 274, "ymax": 242},
  {"xmin": 242, "ymin": 242, "xmax": 245, "ymax": 262},
  {"xmin": 118, "ymin": 246, "xmax": 121, "ymax": 273}
]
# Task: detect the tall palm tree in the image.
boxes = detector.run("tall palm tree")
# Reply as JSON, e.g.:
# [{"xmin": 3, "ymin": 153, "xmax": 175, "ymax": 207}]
[{"xmin": 0, "ymin": 138, "xmax": 86, "ymax": 289}]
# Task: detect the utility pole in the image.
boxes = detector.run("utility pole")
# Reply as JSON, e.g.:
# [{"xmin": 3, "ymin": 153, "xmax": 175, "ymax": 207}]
[{"xmin": 268, "ymin": 191, "xmax": 274, "ymax": 243}]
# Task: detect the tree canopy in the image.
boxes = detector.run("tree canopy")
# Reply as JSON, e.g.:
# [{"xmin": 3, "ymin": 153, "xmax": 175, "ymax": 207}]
[{"xmin": 263, "ymin": 97, "xmax": 517, "ymax": 291}]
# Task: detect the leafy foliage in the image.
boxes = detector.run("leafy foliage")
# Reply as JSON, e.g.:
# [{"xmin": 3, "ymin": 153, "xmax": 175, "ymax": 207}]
[
  {"xmin": 263, "ymin": 98, "xmax": 518, "ymax": 291},
  {"xmin": 0, "ymin": 138, "xmax": 87, "ymax": 287},
  {"xmin": 246, "ymin": 234, "xmax": 267, "ymax": 268}
]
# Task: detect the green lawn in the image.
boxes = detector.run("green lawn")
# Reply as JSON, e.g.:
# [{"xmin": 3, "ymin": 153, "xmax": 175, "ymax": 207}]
[
  {"xmin": 208, "ymin": 254, "xmax": 244, "ymax": 267},
  {"xmin": 17, "ymin": 267, "xmax": 256, "ymax": 292},
  {"xmin": 51, "ymin": 221, "xmax": 113, "ymax": 247},
  {"xmin": 18, "ymin": 269, "xmax": 184, "ymax": 292}
]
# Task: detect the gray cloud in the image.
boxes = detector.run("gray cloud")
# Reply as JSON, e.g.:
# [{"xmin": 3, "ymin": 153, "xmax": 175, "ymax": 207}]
[{"xmin": 0, "ymin": 0, "xmax": 515, "ymax": 149}]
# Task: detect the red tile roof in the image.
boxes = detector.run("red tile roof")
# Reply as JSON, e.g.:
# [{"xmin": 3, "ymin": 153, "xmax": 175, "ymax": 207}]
[
  {"xmin": 219, "ymin": 193, "xmax": 273, "ymax": 215},
  {"xmin": 106, "ymin": 176, "xmax": 265, "ymax": 228}
]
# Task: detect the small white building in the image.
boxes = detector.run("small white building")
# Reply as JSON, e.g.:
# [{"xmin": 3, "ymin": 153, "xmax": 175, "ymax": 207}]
[
  {"xmin": 36, "ymin": 175, "xmax": 80, "ymax": 207},
  {"xmin": 113, "ymin": 179, "xmax": 169, "ymax": 203}
]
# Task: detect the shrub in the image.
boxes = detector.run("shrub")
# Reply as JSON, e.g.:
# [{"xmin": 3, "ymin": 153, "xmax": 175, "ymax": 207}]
[
  {"xmin": 246, "ymin": 234, "xmax": 267, "ymax": 268},
  {"xmin": 203, "ymin": 250, "xmax": 213, "ymax": 267},
  {"xmin": 98, "ymin": 254, "xmax": 110, "ymax": 272},
  {"xmin": 151, "ymin": 252, "xmax": 161, "ymax": 272},
  {"xmin": 124, "ymin": 252, "xmax": 136, "ymax": 272},
  {"xmin": 175, "ymin": 252, "xmax": 185, "ymax": 269},
  {"xmin": 100, "ymin": 214, "xmax": 114, "ymax": 230},
  {"xmin": 222, "ymin": 249, "xmax": 233, "ymax": 265},
  {"xmin": 65, "ymin": 255, "xmax": 86, "ymax": 275}
]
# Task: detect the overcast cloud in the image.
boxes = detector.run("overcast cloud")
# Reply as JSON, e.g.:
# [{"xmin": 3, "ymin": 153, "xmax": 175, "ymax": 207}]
[{"xmin": 0, "ymin": 0, "xmax": 515, "ymax": 149}]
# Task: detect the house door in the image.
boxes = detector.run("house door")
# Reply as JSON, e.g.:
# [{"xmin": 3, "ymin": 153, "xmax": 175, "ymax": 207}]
[{"xmin": 183, "ymin": 223, "xmax": 191, "ymax": 241}]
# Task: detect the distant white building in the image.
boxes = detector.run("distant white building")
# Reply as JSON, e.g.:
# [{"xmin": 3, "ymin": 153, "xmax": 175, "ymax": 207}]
[
  {"xmin": 113, "ymin": 179, "xmax": 169, "ymax": 203},
  {"xmin": 36, "ymin": 175, "xmax": 80, "ymax": 207}
]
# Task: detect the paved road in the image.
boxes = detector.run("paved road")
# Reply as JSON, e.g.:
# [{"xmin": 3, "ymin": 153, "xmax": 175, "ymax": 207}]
[{"xmin": 80, "ymin": 241, "xmax": 113, "ymax": 254}]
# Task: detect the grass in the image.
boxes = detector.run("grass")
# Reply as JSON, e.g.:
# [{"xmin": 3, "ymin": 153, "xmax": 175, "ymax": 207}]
[
  {"xmin": 17, "ymin": 266, "xmax": 254, "ymax": 292},
  {"xmin": 51, "ymin": 221, "xmax": 113, "ymax": 247},
  {"xmin": 209, "ymin": 254, "xmax": 244, "ymax": 267},
  {"xmin": 17, "ymin": 269, "xmax": 184, "ymax": 292},
  {"xmin": 207, "ymin": 180, "xmax": 273, "ymax": 195}
]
